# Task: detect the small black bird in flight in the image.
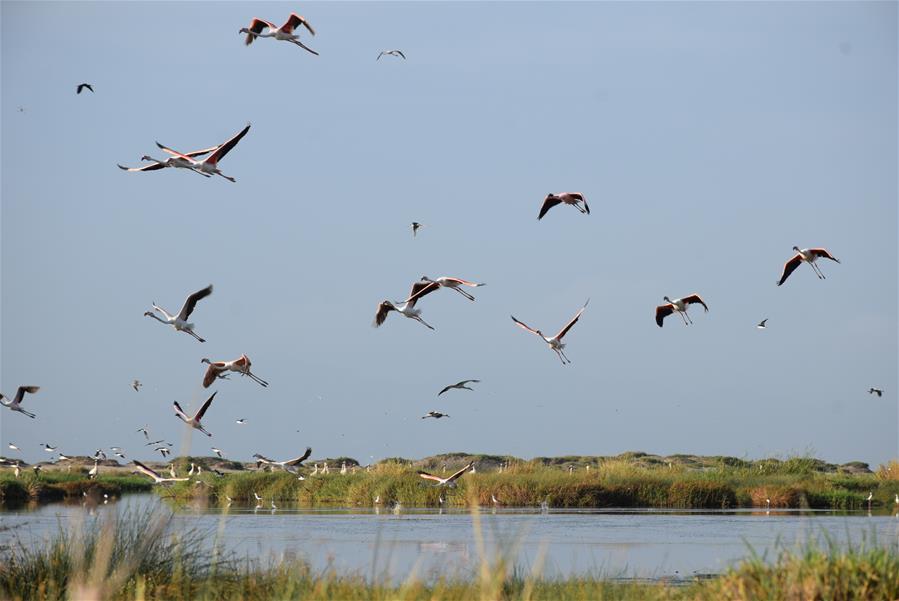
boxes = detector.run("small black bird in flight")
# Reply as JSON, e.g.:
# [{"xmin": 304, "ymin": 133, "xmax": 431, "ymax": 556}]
[{"xmin": 76, "ymin": 83, "xmax": 94, "ymax": 94}]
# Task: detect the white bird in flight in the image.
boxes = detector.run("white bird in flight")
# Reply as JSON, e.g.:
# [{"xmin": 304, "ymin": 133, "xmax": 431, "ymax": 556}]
[
  {"xmin": 777, "ymin": 246, "xmax": 840, "ymax": 286},
  {"xmin": 240, "ymin": 13, "xmax": 317, "ymax": 55},
  {"xmin": 253, "ymin": 447, "xmax": 313, "ymax": 473},
  {"xmin": 1, "ymin": 386, "xmax": 41, "ymax": 419},
  {"xmin": 537, "ymin": 192, "xmax": 589, "ymax": 220},
  {"xmin": 144, "ymin": 285, "xmax": 213, "ymax": 342},
  {"xmin": 374, "ymin": 281, "xmax": 437, "ymax": 331},
  {"xmin": 173, "ymin": 391, "xmax": 217, "ymax": 437},
  {"xmin": 133, "ymin": 460, "xmax": 189, "ymax": 485},
  {"xmin": 154, "ymin": 123, "xmax": 251, "ymax": 182},
  {"xmin": 417, "ymin": 462, "xmax": 474, "ymax": 487},
  {"xmin": 378, "ymin": 49, "xmax": 406, "ymax": 60},
  {"xmin": 511, "ymin": 300, "xmax": 589, "ymax": 365},
  {"xmin": 201, "ymin": 354, "xmax": 268, "ymax": 388},
  {"xmin": 655, "ymin": 294, "xmax": 709, "ymax": 327},
  {"xmin": 438, "ymin": 380, "xmax": 481, "ymax": 396}
]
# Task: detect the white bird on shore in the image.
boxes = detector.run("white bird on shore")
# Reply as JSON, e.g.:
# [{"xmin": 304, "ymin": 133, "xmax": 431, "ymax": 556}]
[
  {"xmin": 144, "ymin": 285, "xmax": 213, "ymax": 342},
  {"xmin": 188, "ymin": 463, "xmax": 195, "ymax": 476},
  {"xmin": 656, "ymin": 294, "xmax": 709, "ymax": 327},
  {"xmin": 14, "ymin": 464, "xmax": 21, "ymax": 478},
  {"xmin": 254, "ymin": 491, "xmax": 263, "ymax": 502},
  {"xmin": 133, "ymin": 460, "xmax": 190, "ymax": 485},
  {"xmin": 492, "ymin": 494, "xmax": 500, "ymax": 505},
  {"xmin": 173, "ymin": 391, "xmax": 217, "ymax": 437},
  {"xmin": 240, "ymin": 13, "xmax": 317, "ymax": 55},
  {"xmin": 512, "ymin": 300, "xmax": 589, "ymax": 365},
  {"xmin": 201, "ymin": 355, "xmax": 268, "ymax": 388},
  {"xmin": 88, "ymin": 459, "xmax": 99, "ymax": 479},
  {"xmin": 777, "ymin": 246, "xmax": 840, "ymax": 286},
  {"xmin": 340, "ymin": 462, "xmax": 347, "ymax": 475},
  {"xmin": 417, "ymin": 462, "xmax": 474, "ymax": 487},
  {"xmin": 1, "ymin": 386, "xmax": 40, "ymax": 419},
  {"xmin": 253, "ymin": 448, "xmax": 312, "ymax": 473}
]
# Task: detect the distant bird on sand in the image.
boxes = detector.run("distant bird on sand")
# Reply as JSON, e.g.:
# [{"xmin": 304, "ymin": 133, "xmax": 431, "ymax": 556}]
[
  {"xmin": 756, "ymin": 319, "xmax": 768, "ymax": 330},
  {"xmin": 777, "ymin": 246, "xmax": 840, "ymax": 286},
  {"xmin": 133, "ymin": 460, "xmax": 189, "ymax": 485},
  {"xmin": 512, "ymin": 299, "xmax": 589, "ymax": 365},
  {"xmin": 173, "ymin": 391, "xmax": 217, "ymax": 437},
  {"xmin": 868, "ymin": 388, "xmax": 883, "ymax": 397},
  {"xmin": 378, "ymin": 50, "xmax": 406, "ymax": 60},
  {"xmin": 538, "ymin": 192, "xmax": 589, "ymax": 220},
  {"xmin": 154, "ymin": 123, "xmax": 251, "ymax": 182},
  {"xmin": 655, "ymin": 294, "xmax": 709, "ymax": 327},
  {"xmin": 76, "ymin": 83, "xmax": 94, "ymax": 94},
  {"xmin": 240, "ymin": 13, "xmax": 317, "ymax": 55},
  {"xmin": 253, "ymin": 447, "xmax": 312, "ymax": 473},
  {"xmin": 411, "ymin": 222, "xmax": 424, "ymax": 237},
  {"xmin": 417, "ymin": 462, "xmax": 474, "ymax": 487},
  {"xmin": 1, "ymin": 386, "xmax": 40, "ymax": 419},
  {"xmin": 144, "ymin": 285, "xmax": 213, "ymax": 342},
  {"xmin": 438, "ymin": 380, "xmax": 481, "ymax": 396},
  {"xmin": 201, "ymin": 354, "xmax": 268, "ymax": 388},
  {"xmin": 132, "ymin": 380, "xmax": 142, "ymax": 392},
  {"xmin": 422, "ymin": 411, "xmax": 450, "ymax": 419}
]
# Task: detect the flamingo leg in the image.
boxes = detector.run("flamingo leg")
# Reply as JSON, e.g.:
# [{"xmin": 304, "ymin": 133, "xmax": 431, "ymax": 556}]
[
  {"xmin": 145, "ymin": 313, "xmax": 168, "ymax": 324},
  {"xmin": 560, "ymin": 349, "xmax": 572, "ymax": 364},
  {"xmin": 814, "ymin": 262, "xmax": 826, "ymax": 279},
  {"xmin": 679, "ymin": 311, "xmax": 690, "ymax": 326},
  {"xmin": 184, "ymin": 329, "xmax": 206, "ymax": 343},
  {"xmin": 246, "ymin": 372, "xmax": 269, "ymax": 387},
  {"xmin": 452, "ymin": 287, "xmax": 476, "ymax": 301},
  {"xmin": 685, "ymin": 311, "xmax": 693, "ymax": 325},
  {"xmin": 413, "ymin": 315, "xmax": 435, "ymax": 330},
  {"xmin": 215, "ymin": 171, "xmax": 236, "ymax": 183},
  {"xmin": 290, "ymin": 39, "xmax": 319, "ymax": 55},
  {"xmin": 552, "ymin": 348, "xmax": 567, "ymax": 365},
  {"xmin": 20, "ymin": 409, "xmax": 36, "ymax": 419},
  {"xmin": 187, "ymin": 167, "xmax": 211, "ymax": 177}
]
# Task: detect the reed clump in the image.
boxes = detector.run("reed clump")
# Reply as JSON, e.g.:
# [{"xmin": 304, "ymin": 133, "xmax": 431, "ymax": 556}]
[{"xmin": 0, "ymin": 472, "xmax": 152, "ymax": 504}]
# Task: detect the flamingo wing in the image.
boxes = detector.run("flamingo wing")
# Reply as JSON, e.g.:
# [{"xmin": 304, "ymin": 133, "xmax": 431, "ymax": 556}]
[
  {"xmin": 374, "ymin": 301, "xmax": 395, "ymax": 327},
  {"xmin": 245, "ymin": 18, "xmax": 274, "ymax": 45},
  {"xmin": 404, "ymin": 281, "xmax": 440, "ymax": 304},
  {"xmin": 810, "ymin": 248, "xmax": 840, "ymax": 263},
  {"xmin": 555, "ymin": 299, "xmax": 589, "ymax": 340},
  {"xmin": 511, "ymin": 315, "xmax": 542, "ymax": 337},
  {"xmin": 118, "ymin": 161, "xmax": 168, "ymax": 172},
  {"xmin": 194, "ymin": 391, "xmax": 217, "ymax": 421},
  {"xmin": 446, "ymin": 461, "xmax": 474, "ymax": 483},
  {"xmin": 202, "ymin": 363, "xmax": 225, "ymax": 388},
  {"xmin": 284, "ymin": 447, "xmax": 313, "ymax": 466},
  {"xmin": 442, "ymin": 277, "xmax": 484, "ymax": 288},
  {"xmin": 417, "ymin": 470, "xmax": 444, "ymax": 483},
  {"xmin": 283, "ymin": 13, "xmax": 315, "ymax": 35},
  {"xmin": 682, "ymin": 294, "xmax": 709, "ymax": 312},
  {"xmin": 13, "ymin": 386, "xmax": 39, "ymax": 405},
  {"xmin": 178, "ymin": 284, "xmax": 213, "ymax": 320},
  {"xmin": 206, "ymin": 123, "xmax": 251, "ymax": 165},
  {"xmin": 655, "ymin": 304, "xmax": 674, "ymax": 327},
  {"xmin": 172, "ymin": 402, "xmax": 191, "ymax": 422},
  {"xmin": 133, "ymin": 460, "xmax": 161, "ymax": 480},
  {"xmin": 776, "ymin": 254, "xmax": 803, "ymax": 286},
  {"xmin": 537, "ymin": 195, "xmax": 562, "ymax": 220}
]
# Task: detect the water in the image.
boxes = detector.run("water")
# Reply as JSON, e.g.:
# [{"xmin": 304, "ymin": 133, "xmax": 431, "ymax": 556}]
[{"xmin": 2, "ymin": 495, "xmax": 897, "ymax": 583}]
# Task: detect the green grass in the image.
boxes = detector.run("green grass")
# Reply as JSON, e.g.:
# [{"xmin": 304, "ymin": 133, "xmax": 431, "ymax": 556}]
[
  {"xmin": 1, "ymin": 501, "xmax": 896, "ymax": 600},
  {"xmin": 0, "ymin": 472, "xmax": 152, "ymax": 503}
]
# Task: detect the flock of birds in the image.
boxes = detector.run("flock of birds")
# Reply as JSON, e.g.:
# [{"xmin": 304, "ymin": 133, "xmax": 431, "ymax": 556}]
[{"xmin": 1, "ymin": 9, "xmax": 890, "ymax": 502}]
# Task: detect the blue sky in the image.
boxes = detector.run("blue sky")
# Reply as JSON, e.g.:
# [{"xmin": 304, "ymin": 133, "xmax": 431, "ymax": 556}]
[{"xmin": 2, "ymin": 2, "xmax": 896, "ymax": 467}]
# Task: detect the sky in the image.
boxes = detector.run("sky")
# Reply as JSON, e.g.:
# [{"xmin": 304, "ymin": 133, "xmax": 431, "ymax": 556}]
[{"xmin": 1, "ymin": 2, "xmax": 896, "ymax": 468}]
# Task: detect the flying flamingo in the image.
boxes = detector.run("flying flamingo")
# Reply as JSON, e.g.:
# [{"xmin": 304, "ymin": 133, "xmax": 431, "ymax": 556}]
[
  {"xmin": 0, "ymin": 386, "xmax": 40, "ymax": 418},
  {"xmin": 422, "ymin": 411, "xmax": 450, "ymax": 419},
  {"xmin": 438, "ymin": 380, "xmax": 481, "ymax": 396},
  {"xmin": 173, "ymin": 391, "xmax": 217, "ymax": 437},
  {"xmin": 417, "ymin": 462, "xmax": 474, "ymax": 487},
  {"xmin": 777, "ymin": 246, "xmax": 840, "ymax": 286},
  {"xmin": 201, "ymin": 354, "xmax": 268, "ymax": 388},
  {"xmin": 377, "ymin": 50, "xmax": 406, "ymax": 60},
  {"xmin": 118, "ymin": 146, "xmax": 217, "ymax": 177},
  {"xmin": 374, "ymin": 281, "xmax": 438, "ymax": 330},
  {"xmin": 154, "ymin": 123, "xmax": 251, "ymax": 182},
  {"xmin": 240, "ymin": 13, "xmax": 317, "ymax": 55},
  {"xmin": 133, "ymin": 460, "xmax": 190, "ymax": 485},
  {"xmin": 415, "ymin": 276, "xmax": 486, "ymax": 302},
  {"xmin": 538, "ymin": 192, "xmax": 589, "ymax": 220},
  {"xmin": 144, "ymin": 284, "xmax": 213, "ymax": 342},
  {"xmin": 655, "ymin": 294, "xmax": 709, "ymax": 327},
  {"xmin": 511, "ymin": 299, "xmax": 589, "ymax": 365},
  {"xmin": 253, "ymin": 447, "xmax": 312, "ymax": 473}
]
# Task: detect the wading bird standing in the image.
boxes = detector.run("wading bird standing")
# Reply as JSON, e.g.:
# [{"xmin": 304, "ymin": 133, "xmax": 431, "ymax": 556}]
[
  {"xmin": 438, "ymin": 380, "xmax": 481, "ymax": 396},
  {"xmin": 133, "ymin": 460, "xmax": 190, "ymax": 485},
  {"xmin": 418, "ymin": 276, "xmax": 486, "ymax": 302},
  {"xmin": 374, "ymin": 282, "xmax": 437, "ymax": 330},
  {"xmin": 417, "ymin": 462, "xmax": 474, "ymax": 487},
  {"xmin": 377, "ymin": 50, "xmax": 406, "ymax": 60},
  {"xmin": 154, "ymin": 124, "xmax": 251, "ymax": 182},
  {"xmin": 511, "ymin": 300, "xmax": 589, "ymax": 365},
  {"xmin": 253, "ymin": 447, "xmax": 313, "ymax": 473},
  {"xmin": 538, "ymin": 192, "xmax": 589, "ymax": 220},
  {"xmin": 868, "ymin": 388, "xmax": 883, "ymax": 397},
  {"xmin": 655, "ymin": 294, "xmax": 709, "ymax": 327},
  {"xmin": 201, "ymin": 355, "xmax": 268, "ymax": 388},
  {"xmin": 144, "ymin": 285, "xmax": 213, "ymax": 342},
  {"xmin": 422, "ymin": 411, "xmax": 450, "ymax": 419},
  {"xmin": 777, "ymin": 247, "xmax": 840, "ymax": 286},
  {"xmin": 0, "ymin": 386, "xmax": 40, "ymax": 418},
  {"xmin": 173, "ymin": 391, "xmax": 217, "ymax": 437},
  {"xmin": 240, "ymin": 13, "xmax": 317, "ymax": 55},
  {"xmin": 76, "ymin": 83, "xmax": 94, "ymax": 94}
]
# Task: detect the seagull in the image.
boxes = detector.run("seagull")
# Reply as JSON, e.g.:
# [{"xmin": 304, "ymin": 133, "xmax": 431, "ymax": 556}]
[
  {"xmin": 236, "ymin": 418, "xmax": 247, "ymax": 425},
  {"xmin": 374, "ymin": 281, "xmax": 438, "ymax": 330},
  {"xmin": 133, "ymin": 460, "xmax": 190, "ymax": 485},
  {"xmin": 144, "ymin": 285, "xmax": 213, "ymax": 342},
  {"xmin": 173, "ymin": 391, "xmax": 217, "ymax": 437},
  {"xmin": 417, "ymin": 462, "xmax": 474, "ymax": 487},
  {"xmin": 240, "ymin": 13, "xmax": 317, "ymax": 55},
  {"xmin": 438, "ymin": 380, "xmax": 481, "ymax": 396},
  {"xmin": 132, "ymin": 380, "xmax": 142, "ymax": 392},
  {"xmin": 8, "ymin": 443, "xmax": 20, "ymax": 452},
  {"xmin": 411, "ymin": 222, "xmax": 424, "ymax": 237},
  {"xmin": 201, "ymin": 354, "xmax": 268, "ymax": 388},
  {"xmin": 756, "ymin": 319, "xmax": 768, "ymax": 329},
  {"xmin": 417, "ymin": 276, "xmax": 486, "ymax": 302},
  {"xmin": 1, "ymin": 386, "xmax": 41, "ymax": 418},
  {"xmin": 211, "ymin": 447, "xmax": 224, "ymax": 458},
  {"xmin": 511, "ymin": 300, "xmax": 589, "ymax": 365},
  {"xmin": 41, "ymin": 443, "xmax": 58, "ymax": 453},
  {"xmin": 137, "ymin": 426, "xmax": 150, "ymax": 440},
  {"xmin": 537, "ymin": 192, "xmax": 589, "ymax": 220},
  {"xmin": 655, "ymin": 294, "xmax": 709, "ymax": 327},
  {"xmin": 868, "ymin": 388, "xmax": 883, "ymax": 397},
  {"xmin": 422, "ymin": 411, "xmax": 450, "ymax": 419},
  {"xmin": 378, "ymin": 49, "xmax": 406, "ymax": 60},
  {"xmin": 155, "ymin": 446, "xmax": 171, "ymax": 458},
  {"xmin": 253, "ymin": 447, "xmax": 312, "ymax": 473},
  {"xmin": 777, "ymin": 246, "xmax": 841, "ymax": 286},
  {"xmin": 76, "ymin": 83, "xmax": 94, "ymax": 94}
]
